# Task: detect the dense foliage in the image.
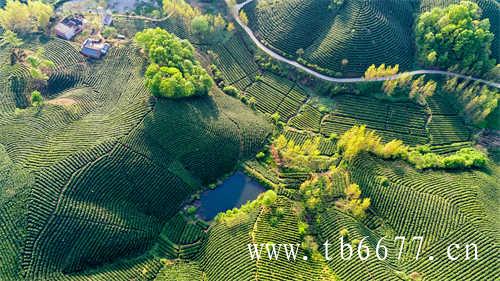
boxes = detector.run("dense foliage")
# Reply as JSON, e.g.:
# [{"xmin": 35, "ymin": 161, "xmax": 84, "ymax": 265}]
[
  {"xmin": 30, "ymin": 90, "xmax": 43, "ymax": 106},
  {"xmin": 163, "ymin": 0, "xmax": 230, "ymax": 42},
  {"xmin": 335, "ymin": 183, "xmax": 371, "ymax": 219},
  {"xmin": 364, "ymin": 64, "xmax": 437, "ymax": 105},
  {"xmin": 0, "ymin": 0, "xmax": 53, "ymax": 34},
  {"xmin": 272, "ymin": 135, "xmax": 333, "ymax": 172},
  {"xmin": 416, "ymin": 1, "xmax": 496, "ymax": 75},
  {"xmin": 443, "ymin": 78, "xmax": 498, "ymax": 127},
  {"xmin": 134, "ymin": 28, "xmax": 213, "ymax": 98},
  {"xmin": 338, "ymin": 125, "xmax": 487, "ymax": 170}
]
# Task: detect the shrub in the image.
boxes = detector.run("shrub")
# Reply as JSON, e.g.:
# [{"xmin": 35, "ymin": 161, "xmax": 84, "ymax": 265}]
[
  {"xmin": 376, "ymin": 176, "xmax": 390, "ymax": 187},
  {"xmin": 261, "ymin": 190, "xmax": 277, "ymax": 208},
  {"xmin": 255, "ymin": 151, "xmax": 266, "ymax": 160},
  {"xmin": 442, "ymin": 148, "xmax": 488, "ymax": 169},
  {"xmin": 374, "ymin": 139, "xmax": 408, "ymax": 159},
  {"xmin": 102, "ymin": 26, "xmax": 117, "ymax": 39},
  {"xmin": 339, "ymin": 228, "xmax": 349, "ymax": 238},
  {"xmin": 297, "ymin": 221, "xmax": 309, "ymax": 237},
  {"xmin": 222, "ymin": 85, "xmax": 239, "ymax": 97},
  {"xmin": 30, "ymin": 90, "xmax": 43, "ymax": 106},
  {"xmin": 186, "ymin": 205, "xmax": 198, "ymax": 215}
]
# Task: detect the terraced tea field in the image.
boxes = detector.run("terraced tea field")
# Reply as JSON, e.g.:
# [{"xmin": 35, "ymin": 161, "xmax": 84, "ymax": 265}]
[
  {"xmin": 243, "ymin": 0, "xmax": 500, "ymax": 76},
  {"xmin": 244, "ymin": 0, "xmax": 415, "ymax": 76},
  {"xmin": 0, "ymin": 36, "xmax": 270, "ymax": 280},
  {"xmin": 0, "ymin": 0, "xmax": 498, "ymax": 280}
]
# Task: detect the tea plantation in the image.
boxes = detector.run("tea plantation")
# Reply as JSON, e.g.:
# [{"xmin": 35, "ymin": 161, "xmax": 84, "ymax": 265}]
[
  {"xmin": 243, "ymin": 0, "xmax": 500, "ymax": 76},
  {"xmin": 0, "ymin": 0, "xmax": 498, "ymax": 280}
]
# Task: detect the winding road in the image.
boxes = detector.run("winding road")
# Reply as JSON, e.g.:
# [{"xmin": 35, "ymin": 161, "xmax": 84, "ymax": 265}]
[{"xmin": 231, "ymin": 0, "xmax": 500, "ymax": 88}]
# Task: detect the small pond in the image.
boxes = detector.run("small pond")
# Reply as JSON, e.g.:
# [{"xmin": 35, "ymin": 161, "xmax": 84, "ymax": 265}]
[{"xmin": 196, "ymin": 171, "xmax": 266, "ymax": 221}]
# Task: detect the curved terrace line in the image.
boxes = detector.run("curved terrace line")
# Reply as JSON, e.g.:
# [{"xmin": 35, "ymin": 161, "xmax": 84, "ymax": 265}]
[{"xmin": 231, "ymin": 0, "xmax": 500, "ymax": 89}]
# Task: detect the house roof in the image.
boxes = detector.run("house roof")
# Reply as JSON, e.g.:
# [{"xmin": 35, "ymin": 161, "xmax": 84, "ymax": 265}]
[
  {"xmin": 55, "ymin": 23, "xmax": 75, "ymax": 36},
  {"xmin": 82, "ymin": 39, "xmax": 106, "ymax": 51}
]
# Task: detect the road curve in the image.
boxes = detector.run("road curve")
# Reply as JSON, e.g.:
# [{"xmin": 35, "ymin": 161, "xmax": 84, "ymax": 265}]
[{"xmin": 231, "ymin": 0, "xmax": 500, "ymax": 88}]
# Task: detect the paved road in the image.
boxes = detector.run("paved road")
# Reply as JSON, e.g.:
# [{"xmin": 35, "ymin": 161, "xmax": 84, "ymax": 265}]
[{"xmin": 232, "ymin": 0, "xmax": 500, "ymax": 88}]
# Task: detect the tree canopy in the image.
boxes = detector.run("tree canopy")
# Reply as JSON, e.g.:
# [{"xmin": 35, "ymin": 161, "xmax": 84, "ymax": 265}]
[
  {"xmin": 0, "ymin": 0, "xmax": 53, "ymax": 34},
  {"xmin": 30, "ymin": 90, "xmax": 43, "ymax": 106},
  {"xmin": 272, "ymin": 135, "xmax": 334, "ymax": 172},
  {"xmin": 134, "ymin": 28, "xmax": 213, "ymax": 99},
  {"xmin": 416, "ymin": 1, "xmax": 496, "ymax": 75}
]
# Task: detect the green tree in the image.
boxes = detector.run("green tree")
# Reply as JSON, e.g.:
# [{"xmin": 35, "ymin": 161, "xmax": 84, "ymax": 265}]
[
  {"xmin": 26, "ymin": 47, "xmax": 55, "ymax": 83},
  {"xmin": 0, "ymin": 30, "xmax": 24, "ymax": 64},
  {"xmin": 415, "ymin": 1, "xmax": 495, "ymax": 75},
  {"xmin": 134, "ymin": 28, "xmax": 213, "ymax": 99},
  {"xmin": 191, "ymin": 15, "xmax": 210, "ymax": 36},
  {"xmin": 335, "ymin": 183, "xmax": 371, "ymax": 219},
  {"xmin": 30, "ymin": 90, "xmax": 43, "ymax": 106}
]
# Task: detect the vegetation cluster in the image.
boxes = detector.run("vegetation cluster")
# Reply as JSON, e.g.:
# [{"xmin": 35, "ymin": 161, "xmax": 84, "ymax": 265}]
[{"xmin": 134, "ymin": 28, "xmax": 213, "ymax": 98}]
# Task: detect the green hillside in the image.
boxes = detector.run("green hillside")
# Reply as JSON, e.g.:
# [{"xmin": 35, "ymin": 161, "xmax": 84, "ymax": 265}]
[
  {"xmin": 0, "ymin": 0, "xmax": 498, "ymax": 280},
  {"xmin": 0, "ymin": 37, "xmax": 270, "ymax": 280},
  {"xmin": 244, "ymin": 0, "xmax": 499, "ymax": 76}
]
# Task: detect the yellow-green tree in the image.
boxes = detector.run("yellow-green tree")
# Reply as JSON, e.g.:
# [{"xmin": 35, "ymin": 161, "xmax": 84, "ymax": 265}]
[
  {"xmin": 337, "ymin": 125, "xmax": 381, "ymax": 161},
  {"xmin": 272, "ymin": 135, "xmax": 333, "ymax": 172},
  {"xmin": 336, "ymin": 183, "xmax": 371, "ymax": 219},
  {"xmin": 239, "ymin": 10, "xmax": 249, "ymax": 25},
  {"xmin": 0, "ymin": 0, "xmax": 53, "ymax": 34},
  {"xmin": 364, "ymin": 64, "xmax": 399, "ymax": 79},
  {"xmin": 26, "ymin": 47, "xmax": 55, "ymax": 82}
]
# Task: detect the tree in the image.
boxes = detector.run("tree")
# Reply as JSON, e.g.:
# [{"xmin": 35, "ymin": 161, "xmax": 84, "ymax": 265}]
[
  {"xmin": 335, "ymin": 183, "xmax": 371, "ymax": 219},
  {"xmin": 191, "ymin": 15, "xmax": 210, "ymax": 36},
  {"xmin": 26, "ymin": 47, "xmax": 55, "ymax": 83},
  {"xmin": 364, "ymin": 64, "xmax": 399, "ymax": 79},
  {"xmin": 296, "ymin": 48, "xmax": 305, "ymax": 58},
  {"xmin": 415, "ymin": 1, "xmax": 495, "ymax": 75},
  {"xmin": 272, "ymin": 135, "xmax": 333, "ymax": 172},
  {"xmin": 337, "ymin": 125, "xmax": 381, "ymax": 161},
  {"xmin": 0, "ymin": 30, "xmax": 24, "ymax": 65},
  {"xmin": 0, "ymin": 0, "xmax": 53, "ymax": 34},
  {"xmin": 30, "ymin": 90, "xmax": 43, "ymax": 106},
  {"xmin": 239, "ymin": 10, "xmax": 249, "ymax": 25},
  {"xmin": 226, "ymin": 22, "xmax": 235, "ymax": 32},
  {"xmin": 163, "ymin": 0, "xmax": 200, "ymax": 25},
  {"xmin": 328, "ymin": 0, "xmax": 344, "ymax": 10},
  {"xmin": 409, "ymin": 76, "xmax": 436, "ymax": 105},
  {"xmin": 0, "ymin": 30, "xmax": 23, "ymax": 48},
  {"xmin": 443, "ymin": 78, "xmax": 498, "ymax": 127},
  {"xmin": 134, "ymin": 28, "xmax": 213, "ymax": 99},
  {"xmin": 102, "ymin": 26, "xmax": 117, "ymax": 39},
  {"xmin": 29, "ymin": 1, "xmax": 53, "ymax": 31}
]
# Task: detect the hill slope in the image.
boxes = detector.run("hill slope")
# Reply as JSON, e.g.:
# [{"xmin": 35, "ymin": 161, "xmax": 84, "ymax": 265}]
[
  {"xmin": 0, "ymin": 38, "xmax": 270, "ymax": 279},
  {"xmin": 244, "ymin": 0, "xmax": 499, "ymax": 76}
]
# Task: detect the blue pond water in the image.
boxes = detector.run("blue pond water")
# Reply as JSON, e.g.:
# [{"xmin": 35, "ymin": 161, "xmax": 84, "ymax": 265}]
[{"xmin": 197, "ymin": 171, "xmax": 266, "ymax": 221}]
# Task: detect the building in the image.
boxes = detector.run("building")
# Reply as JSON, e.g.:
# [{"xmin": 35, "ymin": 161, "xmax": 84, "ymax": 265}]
[
  {"xmin": 55, "ymin": 15, "xmax": 85, "ymax": 40},
  {"xmin": 80, "ymin": 39, "xmax": 110, "ymax": 59},
  {"xmin": 103, "ymin": 10, "xmax": 113, "ymax": 26}
]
